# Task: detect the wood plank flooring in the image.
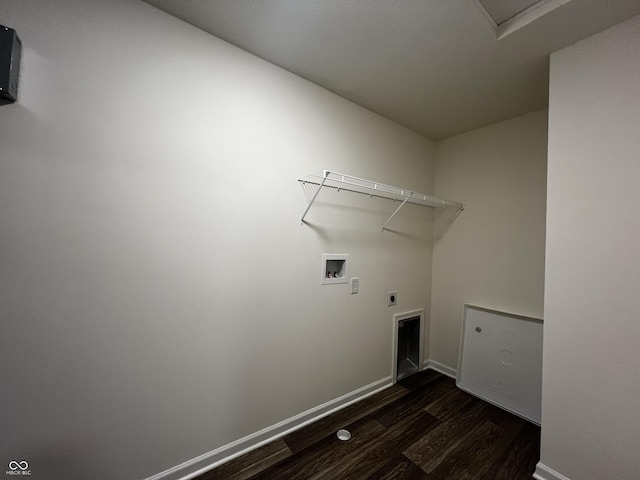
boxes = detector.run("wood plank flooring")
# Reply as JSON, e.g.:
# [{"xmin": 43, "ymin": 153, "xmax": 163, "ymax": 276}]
[{"xmin": 195, "ymin": 370, "xmax": 540, "ymax": 480}]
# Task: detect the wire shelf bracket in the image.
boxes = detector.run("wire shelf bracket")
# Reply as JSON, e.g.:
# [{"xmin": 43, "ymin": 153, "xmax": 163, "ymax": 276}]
[{"xmin": 298, "ymin": 170, "xmax": 465, "ymax": 231}]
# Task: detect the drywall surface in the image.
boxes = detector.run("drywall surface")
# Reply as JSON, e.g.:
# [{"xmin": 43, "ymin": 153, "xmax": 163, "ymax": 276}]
[
  {"xmin": 430, "ymin": 109, "xmax": 547, "ymax": 370},
  {"xmin": 0, "ymin": 1, "xmax": 435, "ymax": 479},
  {"xmin": 540, "ymin": 14, "xmax": 640, "ymax": 480}
]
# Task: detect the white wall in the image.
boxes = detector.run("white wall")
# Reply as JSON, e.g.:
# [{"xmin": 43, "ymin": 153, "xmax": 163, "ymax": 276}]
[
  {"xmin": 0, "ymin": 1, "xmax": 436, "ymax": 479},
  {"xmin": 538, "ymin": 14, "xmax": 640, "ymax": 480},
  {"xmin": 430, "ymin": 110, "xmax": 548, "ymax": 370}
]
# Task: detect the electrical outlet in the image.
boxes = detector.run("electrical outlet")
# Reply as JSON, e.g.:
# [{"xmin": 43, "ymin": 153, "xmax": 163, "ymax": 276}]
[
  {"xmin": 350, "ymin": 277, "xmax": 359, "ymax": 294},
  {"xmin": 388, "ymin": 291, "xmax": 397, "ymax": 306}
]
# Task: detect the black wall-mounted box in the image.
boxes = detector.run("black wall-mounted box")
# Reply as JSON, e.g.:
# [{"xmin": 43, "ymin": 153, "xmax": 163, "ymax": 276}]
[{"xmin": 0, "ymin": 25, "xmax": 22, "ymax": 102}]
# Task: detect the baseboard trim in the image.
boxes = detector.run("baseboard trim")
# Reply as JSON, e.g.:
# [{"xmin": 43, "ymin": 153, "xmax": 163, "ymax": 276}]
[
  {"xmin": 145, "ymin": 376, "xmax": 393, "ymax": 480},
  {"xmin": 423, "ymin": 359, "xmax": 458, "ymax": 379},
  {"xmin": 533, "ymin": 462, "xmax": 572, "ymax": 480}
]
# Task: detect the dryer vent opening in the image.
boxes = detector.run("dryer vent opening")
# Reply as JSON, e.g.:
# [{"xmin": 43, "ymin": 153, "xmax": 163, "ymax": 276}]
[
  {"xmin": 396, "ymin": 316, "xmax": 421, "ymax": 380},
  {"xmin": 392, "ymin": 309, "xmax": 425, "ymax": 383}
]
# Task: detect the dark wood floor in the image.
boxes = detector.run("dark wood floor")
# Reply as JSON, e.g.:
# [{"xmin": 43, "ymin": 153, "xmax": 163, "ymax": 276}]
[{"xmin": 196, "ymin": 370, "xmax": 540, "ymax": 480}]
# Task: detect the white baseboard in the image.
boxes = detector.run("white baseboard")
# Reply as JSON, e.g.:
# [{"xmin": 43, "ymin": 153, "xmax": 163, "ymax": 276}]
[
  {"xmin": 423, "ymin": 359, "xmax": 458, "ymax": 379},
  {"xmin": 145, "ymin": 376, "xmax": 393, "ymax": 480},
  {"xmin": 533, "ymin": 462, "xmax": 572, "ymax": 480}
]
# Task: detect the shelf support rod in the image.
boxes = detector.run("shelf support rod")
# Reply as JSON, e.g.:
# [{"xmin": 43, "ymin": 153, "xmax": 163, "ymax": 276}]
[
  {"xmin": 300, "ymin": 172, "xmax": 329, "ymax": 223},
  {"xmin": 382, "ymin": 194, "xmax": 411, "ymax": 231},
  {"xmin": 450, "ymin": 204, "xmax": 465, "ymax": 222}
]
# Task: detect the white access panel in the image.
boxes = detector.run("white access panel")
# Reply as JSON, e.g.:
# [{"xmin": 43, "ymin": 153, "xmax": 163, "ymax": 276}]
[{"xmin": 457, "ymin": 304, "xmax": 543, "ymax": 424}]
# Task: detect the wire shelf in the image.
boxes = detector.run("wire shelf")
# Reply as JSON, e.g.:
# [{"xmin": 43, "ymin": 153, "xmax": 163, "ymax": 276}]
[{"xmin": 298, "ymin": 170, "xmax": 464, "ymax": 230}]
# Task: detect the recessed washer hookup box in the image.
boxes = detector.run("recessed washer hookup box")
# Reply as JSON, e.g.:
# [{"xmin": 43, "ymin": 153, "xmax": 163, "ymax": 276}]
[{"xmin": 0, "ymin": 25, "xmax": 22, "ymax": 102}]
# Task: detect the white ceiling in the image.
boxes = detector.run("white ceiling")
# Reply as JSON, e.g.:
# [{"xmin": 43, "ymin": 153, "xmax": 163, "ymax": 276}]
[{"xmin": 143, "ymin": 0, "xmax": 640, "ymax": 140}]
